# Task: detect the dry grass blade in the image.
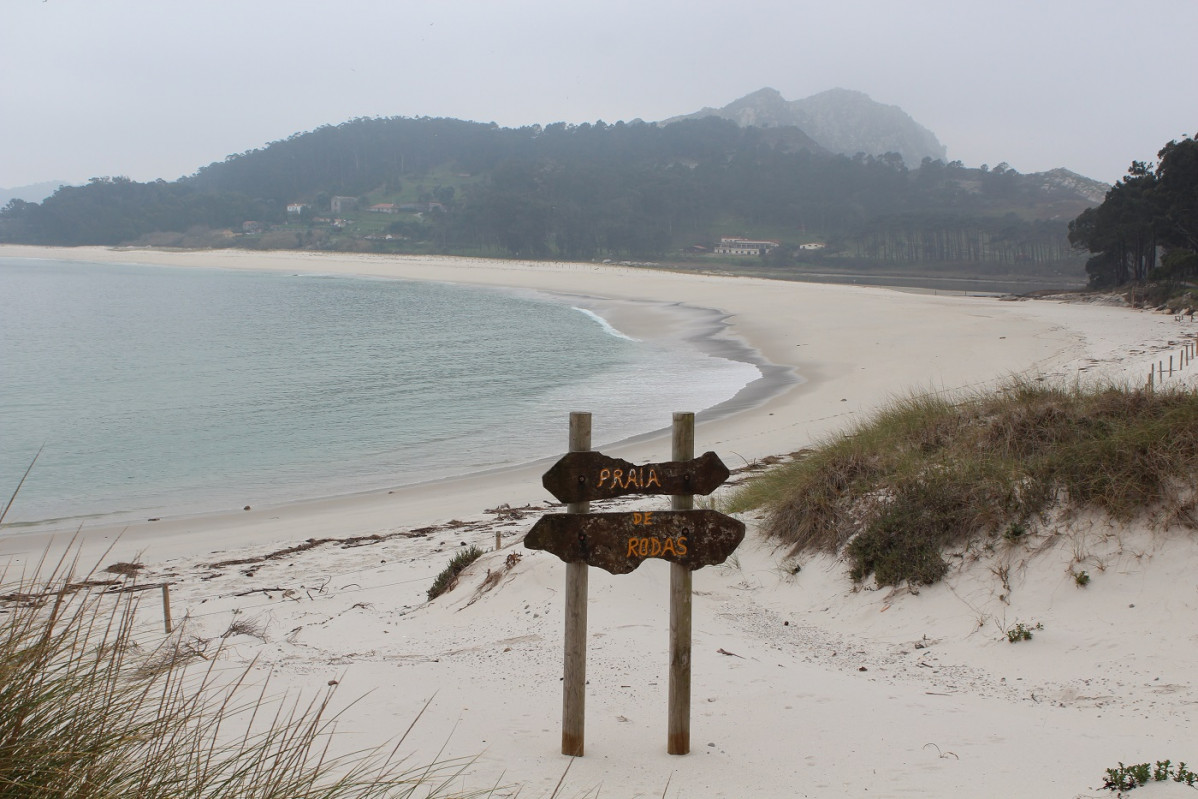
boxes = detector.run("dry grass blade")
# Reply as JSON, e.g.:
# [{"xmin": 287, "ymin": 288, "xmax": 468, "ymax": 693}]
[
  {"xmin": 0, "ymin": 550, "xmax": 496, "ymax": 799},
  {"xmin": 0, "ymin": 445, "xmax": 42, "ymax": 526},
  {"xmin": 547, "ymin": 756, "xmax": 576, "ymax": 799}
]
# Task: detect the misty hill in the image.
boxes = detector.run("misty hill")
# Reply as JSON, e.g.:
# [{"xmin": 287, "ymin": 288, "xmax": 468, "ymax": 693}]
[
  {"xmin": 662, "ymin": 87, "xmax": 947, "ymax": 168},
  {"xmin": 0, "ymin": 180, "xmax": 73, "ymax": 205},
  {"xmin": 1036, "ymin": 167, "xmax": 1109, "ymax": 206},
  {"xmin": 0, "ymin": 115, "xmax": 1098, "ymax": 283}
]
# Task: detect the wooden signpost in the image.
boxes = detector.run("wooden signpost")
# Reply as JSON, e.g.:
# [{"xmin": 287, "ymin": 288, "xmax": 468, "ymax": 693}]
[
  {"xmin": 526, "ymin": 411, "xmax": 745, "ymax": 757},
  {"xmin": 541, "ymin": 450, "xmax": 731, "ymax": 504},
  {"xmin": 525, "ymin": 510, "xmax": 744, "ymax": 575}
]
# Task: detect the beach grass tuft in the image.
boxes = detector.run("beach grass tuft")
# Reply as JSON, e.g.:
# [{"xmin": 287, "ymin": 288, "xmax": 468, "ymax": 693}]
[
  {"xmin": 427, "ymin": 546, "xmax": 484, "ymax": 601},
  {"xmin": 0, "ymin": 551, "xmax": 486, "ymax": 798},
  {"xmin": 728, "ymin": 379, "xmax": 1198, "ymax": 586}
]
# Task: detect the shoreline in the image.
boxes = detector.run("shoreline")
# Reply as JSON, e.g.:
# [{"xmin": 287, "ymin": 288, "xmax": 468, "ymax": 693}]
[
  {"xmin": 1, "ymin": 244, "xmax": 1189, "ymax": 565},
  {"xmin": 0, "ymin": 249, "xmax": 791, "ymax": 542}
]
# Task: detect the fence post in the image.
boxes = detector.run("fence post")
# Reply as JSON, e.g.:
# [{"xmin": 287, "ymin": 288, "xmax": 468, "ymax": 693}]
[
  {"xmin": 161, "ymin": 584, "xmax": 173, "ymax": 635},
  {"xmin": 668, "ymin": 412, "xmax": 694, "ymax": 755},
  {"xmin": 561, "ymin": 411, "xmax": 591, "ymax": 757}
]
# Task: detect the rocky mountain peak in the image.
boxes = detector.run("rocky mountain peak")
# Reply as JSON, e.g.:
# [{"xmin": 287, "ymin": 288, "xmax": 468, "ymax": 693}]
[{"xmin": 662, "ymin": 87, "xmax": 947, "ymax": 168}]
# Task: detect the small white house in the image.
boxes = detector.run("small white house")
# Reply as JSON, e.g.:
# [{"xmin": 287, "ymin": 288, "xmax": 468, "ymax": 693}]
[{"xmin": 714, "ymin": 236, "xmax": 781, "ymax": 256}]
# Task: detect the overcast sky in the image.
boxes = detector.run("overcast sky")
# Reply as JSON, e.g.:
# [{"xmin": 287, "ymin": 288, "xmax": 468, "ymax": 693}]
[{"xmin": 2, "ymin": 0, "xmax": 1195, "ymax": 189}]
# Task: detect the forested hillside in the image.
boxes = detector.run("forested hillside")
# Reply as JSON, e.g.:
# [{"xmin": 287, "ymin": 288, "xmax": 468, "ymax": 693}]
[
  {"xmin": 1068, "ymin": 135, "xmax": 1198, "ymax": 288},
  {"xmin": 0, "ymin": 115, "xmax": 1098, "ymax": 278}
]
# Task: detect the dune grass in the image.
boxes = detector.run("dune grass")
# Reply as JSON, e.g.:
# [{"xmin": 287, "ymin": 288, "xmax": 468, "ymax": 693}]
[
  {"xmin": 0, "ymin": 552, "xmax": 484, "ymax": 799},
  {"xmin": 728, "ymin": 380, "xmax": 1198, "ymax": 586},
  {"xmin": 426, "ymin": 546, "xmax": 484, "ymax": 601}
]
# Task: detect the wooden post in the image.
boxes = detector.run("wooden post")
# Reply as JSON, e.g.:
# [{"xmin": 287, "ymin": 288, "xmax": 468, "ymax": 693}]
[
  {"xmin": 1170, "ymin": 355, "xmax": 1174, "ymax": 376},
  {"xmin": 161, "ymin": 584, "xmax": 173, "ymax": 635},
  {"xmin": 1148, "ymin": 368, "xmax": 1155, "ymax": 390},
  {"xmin": 561, "ymin": 411, "xmax": 591, "ymax": 757},
  {"xmin": 495, "ymin": 530, "xmax": 502, "ymax": 551},
  {"xmin": 668, "ymin": 412, "xmax": 694, "ymax": 755}
]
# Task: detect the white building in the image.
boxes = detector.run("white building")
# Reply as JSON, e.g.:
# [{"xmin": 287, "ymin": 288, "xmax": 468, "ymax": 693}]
[{"xmin": 714, "ymin": 236, "xmax": 781, "ymax": 256}]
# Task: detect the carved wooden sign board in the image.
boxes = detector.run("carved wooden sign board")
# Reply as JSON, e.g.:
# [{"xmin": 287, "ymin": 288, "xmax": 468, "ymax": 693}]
[
  {"xmin": 541, "ymin": 450, "xmax": 731, "ymax": 503},
  {"xmin": 526, "ymin": 450, "xmax": 745, "ymax": 574}
]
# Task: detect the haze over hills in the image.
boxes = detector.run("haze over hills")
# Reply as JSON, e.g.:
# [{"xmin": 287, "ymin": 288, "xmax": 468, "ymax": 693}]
[
  {"xmin": 0, "ymin": 180, "xmax": 73, "ymax": 206},
  {"xmin": 0, "ymin": 90, "xmax": 1115, "ymax": 289},
  {"xmin": 660, "ymin": 88, "xmax": 1107, "ymax": 206},
  {"xmin": 662, "ymin": 87, "xmax": 949, "ymax": 169}
]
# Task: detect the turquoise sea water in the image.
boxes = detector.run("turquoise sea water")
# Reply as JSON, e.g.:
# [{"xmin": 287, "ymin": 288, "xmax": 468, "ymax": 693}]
[{"xmin": 0, "ymin": 257, "xmax": 760, "ymax": 530}]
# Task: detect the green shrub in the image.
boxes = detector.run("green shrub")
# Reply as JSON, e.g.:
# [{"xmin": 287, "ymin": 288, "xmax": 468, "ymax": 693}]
[
  {"xmin": 1104, "ymin": 759, "xmax": 1197, "ymax": 791},
  {"xmin": 427, "ymin": 546, "xmax": 484, "ymax": 601},
  {"xmin": 1005, "ymin": 621, "xmax": 1042, "ymax": 643},
  {"xmin": 1003, "ymin": 522, "xmax": 1027, "ymax": 541}
]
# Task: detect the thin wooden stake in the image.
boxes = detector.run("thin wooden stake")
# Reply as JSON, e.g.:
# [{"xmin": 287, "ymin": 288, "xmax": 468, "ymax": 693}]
[
  {"xmin": 668, "ymin": 411, "xmax": 694, "ymax": 755},
  {"xmin": 561, "ymin": 411, "xmax": 591, "ymax": 757},
  {"xmin": 1170, "ymin": 355, "xmax": 1174, "ymax": 376},
  {"xmin": 161, "ymin": 584, "xmax": 173, "ymax": 635},
  {"xmin": 495, "ymin": 530, "xmax": 502, "ymax": 551}
]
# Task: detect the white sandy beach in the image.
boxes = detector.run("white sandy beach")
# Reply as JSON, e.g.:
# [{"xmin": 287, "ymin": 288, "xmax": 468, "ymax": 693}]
[{"xmin": 2, "ymin": 245, "xmax": 1197, "ymax": 797}]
